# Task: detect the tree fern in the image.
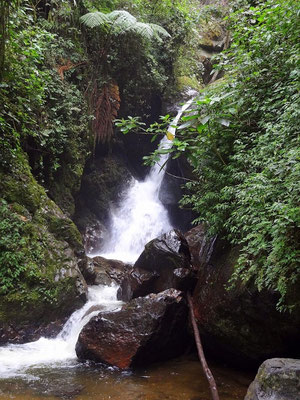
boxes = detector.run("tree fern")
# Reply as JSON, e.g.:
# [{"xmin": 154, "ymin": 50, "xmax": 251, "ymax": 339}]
[
  {"xmin": 80, "ymin": 10, "xmax": 170, "ymax": 41},
  {"xmin": 80, "ymin": 11, "xmax": 110, "ymax": 29},
  {"xmin": 80, "ymin": 9, "xmax": 170, "ymax": 145}
]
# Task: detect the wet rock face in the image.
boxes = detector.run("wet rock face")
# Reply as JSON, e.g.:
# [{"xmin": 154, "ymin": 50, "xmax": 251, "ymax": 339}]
[
  {"xmin": 82, "ymin": 221, "xmax": 108, "ymax": 255},
  {"xmin": 134, "ymin": 229, "xmax": 191, "ymax": 274},
  {"xmin": 190, "ymin": 237, "xmax": 300, "ymax": 366},
  {"xmin": 76, "ymin": 289, "xmax": 189, "ymax": 369},
  {"xmin": 81, "ymin": 256, "xmax": 132, "ymax": 287},
  {"xmin": 74, "ymin": 154, "xmax": 132, "ymax": 234},
  {"xmin": 184, "ymin": 224, "xmax": 216, "ymax": 269},
  {"xmin": 117, "ymin": 230, "xmax": 196, "ymax": 301},
  {"xmin": 158, "ymin": 158, "xmax": 195, "ymax": 232},
  {"xmin": 244, "ymin": 358, "xmax": 300, "ymax": 400}
]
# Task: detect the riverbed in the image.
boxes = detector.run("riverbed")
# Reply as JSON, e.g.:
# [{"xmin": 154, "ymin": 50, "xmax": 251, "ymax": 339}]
[{"xmin": 0, "ymin": 356, "xmax": 252, "ymax": 400}]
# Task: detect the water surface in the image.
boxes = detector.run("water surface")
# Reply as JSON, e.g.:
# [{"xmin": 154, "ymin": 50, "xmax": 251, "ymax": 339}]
[{"xmin": 0, "ymin": 356, "xmax": 252, "ymax": 400}]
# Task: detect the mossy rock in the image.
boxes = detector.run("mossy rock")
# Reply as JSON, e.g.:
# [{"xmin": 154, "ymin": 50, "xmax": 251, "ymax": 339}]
[
  {"xmin": 191, "ymin": 237, "xmax": 300, "ymax": 367},
  {"xmin": 245, "ymin": 358, "xmax": 300, "ymax": 400},
  {"xmin": 0, "ymin": 147, "xmax": 87, "ymax": 343},
  {"xmin": 74, "ymin": 153, "xmax": 132, "ymax": 231}
]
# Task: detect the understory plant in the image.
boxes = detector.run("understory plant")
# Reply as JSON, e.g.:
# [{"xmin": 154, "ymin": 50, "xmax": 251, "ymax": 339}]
[{"xmin": 116, "ymin": 0, "xmax": 300, "ymax": 311}]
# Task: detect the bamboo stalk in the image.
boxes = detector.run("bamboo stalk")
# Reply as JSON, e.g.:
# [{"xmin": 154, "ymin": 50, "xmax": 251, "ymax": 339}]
[{"xmin": 187, "ymin": 292, "xmax": 220, "ymax": 400}]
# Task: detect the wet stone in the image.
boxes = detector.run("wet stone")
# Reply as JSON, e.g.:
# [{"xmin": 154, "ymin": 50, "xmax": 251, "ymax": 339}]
[{"xmin": 76, "ymin": 289, "xmax": 190, "ymax": 369}]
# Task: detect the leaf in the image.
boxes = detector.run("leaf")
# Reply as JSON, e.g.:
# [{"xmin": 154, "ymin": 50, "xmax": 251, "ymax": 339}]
[
  {"xmin": 197, "ymin": 124, "xmax": 206, "ymax": 133},
  {"xmin": 151, "ymin": 133, "xmax": 158, "ymax": 143},
  {"xmin": 80, "ymin": 12, "xmax": 110, "ymax": 28},
  {"xmin": 166, "ymin": 131, "xmax": 174, "ymax": 141},
  {"xmin": 178, "ymin": 120, "xmax": 194, "ymax": 130},
  {"xmin": 218, "ymin": 118, "xmax": 230, "ymax": 127},
  {"xmin": 201, "ymin": 115, "xmax": 210, "ymax": 125}
]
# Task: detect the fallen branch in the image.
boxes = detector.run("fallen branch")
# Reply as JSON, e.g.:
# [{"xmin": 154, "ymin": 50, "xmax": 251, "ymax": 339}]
[{"xmin": 187, "ymin": 292, "xmax": 220, "ymax": 400}]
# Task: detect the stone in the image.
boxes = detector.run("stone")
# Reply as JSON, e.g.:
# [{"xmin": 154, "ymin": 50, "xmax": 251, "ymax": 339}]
[
  {"xmin": 117, "ymin": 230, "xmax": 196, "ymax": 301},
  {"xmin": 184, "ymin": 224, "xmax": 217, "ymax": 269},
  {"xmin": 158, "ymin": 157, "xmax": 196, "ymax": 231},
  {"xmin": 244, "ymin": 358, "xmax": 300, "ymax": 400},
  {"xmin": 76, "ymin": 289, "xmax": 189, "ymax": 369},
  {"xmin": 134, "ymin": 229, "xmax": 191, "ymax": 273},
  {"xmin": 74, "ymin": 154, "xmax": 132, "ymax": 231},
  {"xmin": 190, "ymin": 237, "xmax": 300, "ymax": 366},
  {"xmin": 82, "ymin": 220, "xmax": 108, "ymax": 255}
]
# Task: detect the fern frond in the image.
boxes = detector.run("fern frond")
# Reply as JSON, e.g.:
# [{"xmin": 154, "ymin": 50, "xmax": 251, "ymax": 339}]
[
  {"xmin": 132, "ymin": 22, "xmax": 155, "ymax": 40},
  {"xmin": 80, "ymin": 11, "xmax": 110, "ymax": 29},
  {"xmin": 81, "ymin": 10, "xmax": 170, "ymax": 41},
  {"xmin": 109, "ymin": 10, "xmax": 137, "ymax": 25},
  {"xmin": 149, "ymin": 23, "xmax": 171, "ymax": 38}
]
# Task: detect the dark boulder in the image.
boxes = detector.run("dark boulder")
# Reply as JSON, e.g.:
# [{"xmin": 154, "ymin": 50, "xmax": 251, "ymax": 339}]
[
  {"xmin": 244, "ymin": 358, "xmax": 300, "ymax": 400},
  {"xmin": 159, "ymin": 157, "xmax": 196, "ymax": 232},
  {"xmin": 74, "ymin": 154, "xmax": 132, "ymax": 234},
  {"xmin": 76, "ymin": 289, "xmax": 189, "ymax": 369},
  {"xmin": 189, "ymin": 235, "xmax": 300, "ymax": 366},
  {"xmin": 184, "ymin": 224, "xmax": 216, "ymax": 269},
  {"xmin": 81, "ymin": 256, "xmax": 131, "ymax": 287},
  {"xmin": 117, "ymin": 230, "xmax": 196, "ymax": 301},
  {"xmin": 134, "ymin": 229, "xmax": 191, "ymax": 273}
]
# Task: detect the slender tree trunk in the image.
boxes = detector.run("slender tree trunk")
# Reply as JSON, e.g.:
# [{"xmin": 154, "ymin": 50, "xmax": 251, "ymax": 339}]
[
  {"xmin": 187, "ymin": 292, "xmax": 220, "ymax": 400},
  {"xmin": 0, "ymin": 0, "xmax": 9, "ymax": 81}
]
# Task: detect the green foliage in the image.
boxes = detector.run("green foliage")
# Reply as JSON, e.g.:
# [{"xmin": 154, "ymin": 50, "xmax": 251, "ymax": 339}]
[
  {"xmin": 0, "ymin": 199, "xmax": 55, "ymax": 302},
  {"xmin": 182, "ymin": 0, "xmax": 300, "ymax": 311},
  {"xmin": 119, "ymin": 0, "xmax": 300, "ymax": 311},
  {"xmin": 0, "ymin": 1, "xmax": 92, "ymax": 202}
]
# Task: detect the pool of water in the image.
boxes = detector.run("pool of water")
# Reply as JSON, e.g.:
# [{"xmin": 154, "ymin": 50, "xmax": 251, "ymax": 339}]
[{"xmin": 0, "ymin": 356, "xmax": 253, "ymax": 400}]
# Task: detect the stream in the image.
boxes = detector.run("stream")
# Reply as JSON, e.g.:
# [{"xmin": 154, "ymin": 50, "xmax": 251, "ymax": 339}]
[{"xmin": 0, "ymin": 100, "xmax": 254, "ymax": 399}]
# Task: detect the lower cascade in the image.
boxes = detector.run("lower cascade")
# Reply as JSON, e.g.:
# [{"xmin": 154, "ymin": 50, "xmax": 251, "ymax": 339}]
[
  {"xmin": 0, "ymin": 99, "xmax": 192, "ymax": 379},
  {"xmin": 0, "ymin": 285, "xmax": 121, "ymax": 379}
]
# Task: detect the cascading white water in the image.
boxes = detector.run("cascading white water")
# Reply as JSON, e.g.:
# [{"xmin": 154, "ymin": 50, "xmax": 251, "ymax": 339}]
[
  {"xmin": 0, "ymin": 96, "xmax": 195, "ymax": 381},
  {"xmin": 98, "ymin": 98, "xmax": 194, "ymax": 263},
  {"xmin": 0, "ymin": 285, "xmax": 121, "ymax": 379}
]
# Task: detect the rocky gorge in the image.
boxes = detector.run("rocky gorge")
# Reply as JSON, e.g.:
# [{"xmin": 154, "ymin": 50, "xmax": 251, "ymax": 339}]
[{"xmin": 0, "ymin": 0, "xmax": 299, "ymax": 399}]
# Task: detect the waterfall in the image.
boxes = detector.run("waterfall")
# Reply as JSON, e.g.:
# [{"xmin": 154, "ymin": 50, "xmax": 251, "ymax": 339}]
[
  {"xmin": 0, "ymin": 96, "xmax": 195, "ymax": 380},
  {"xmin": 98, "ymin": 98, "xmax": 195, "ymax": 263},
  {"xmin": 0, "ymin": 285, "xmax": 122, "ymax": 379}
]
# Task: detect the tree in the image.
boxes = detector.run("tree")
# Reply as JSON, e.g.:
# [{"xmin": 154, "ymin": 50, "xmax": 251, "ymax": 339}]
[{"xmin": 80, "ymin": 10, "xmax": 170, "ymax": 144}]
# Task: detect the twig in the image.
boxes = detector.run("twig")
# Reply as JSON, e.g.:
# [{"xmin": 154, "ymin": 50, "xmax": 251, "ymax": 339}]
[{"xmin": 187, "ymin": 292, "xmax": 220, "ymax": 400}]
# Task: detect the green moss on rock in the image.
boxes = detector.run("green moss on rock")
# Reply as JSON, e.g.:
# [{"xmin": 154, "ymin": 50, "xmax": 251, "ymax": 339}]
[{"xmin": 0, "ymin": 147, "xmax": 87, "ymax": 338}]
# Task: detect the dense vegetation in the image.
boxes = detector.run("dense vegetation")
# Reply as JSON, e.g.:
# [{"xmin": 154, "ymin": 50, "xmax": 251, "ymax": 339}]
[
  {"xmin": 0, "ymin": 0, "xmax": 199, "ymax": 316},
  {"xmin": 0, "ymin": 0, "xmax": 299, "ymax": 319},
  {"xmin": 140, "ymin": 0, "xmax": 300, "ymax": 311}
]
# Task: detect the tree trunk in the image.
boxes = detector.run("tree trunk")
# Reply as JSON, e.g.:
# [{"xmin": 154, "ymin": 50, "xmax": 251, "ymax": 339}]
[{"xmin": 187, "ymin": 292, "xmax": 220, "ymax": 400}]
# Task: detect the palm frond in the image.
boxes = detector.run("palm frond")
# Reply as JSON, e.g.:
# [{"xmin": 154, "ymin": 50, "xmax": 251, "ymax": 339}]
[{"xmin": 80, "ymin": 11, "xmax": 110, "ymax": 29}]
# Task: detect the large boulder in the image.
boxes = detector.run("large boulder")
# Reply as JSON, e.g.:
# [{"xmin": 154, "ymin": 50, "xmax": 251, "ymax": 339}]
[
  {"xmin": 76, "ymin": 289, "xmax": 189, "ymax": 369},
  {"xmin": 189, "ymin": 234, "xmax": 300, "ymax": 366},
  {"xmin": 0, "ymin": 152, "xmax": 88, "ymax": 345},
  {"xmin": 117, "ymin": 230, "xmax": 196, "ymax": 301},
  {"xmin": 245, "ymin": 358, "xmax": 300, "ymax": 400},
  {"xmin": 81, "ymin": 256, "xmax": 131, "ymax": 287},
  {"xmin": 184, "ymin": 224, "xmax": 217, "ymax": 269}
]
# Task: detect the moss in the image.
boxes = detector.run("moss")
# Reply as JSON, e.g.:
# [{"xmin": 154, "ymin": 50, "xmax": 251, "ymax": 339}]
[
  {"xmin": 0, "ymin": 276, "xmax": 81, "ymax": 325},
  {"xmin": 47, "ymin": 214, "xmax": 83, "ymax": 252},
  {"xmin": 0, "ymin": 169, "xmax": 44, "ymax": 214},
  {"xmin": 0, "ymin": 145, "xmax": 85, "ymax": 332}
]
